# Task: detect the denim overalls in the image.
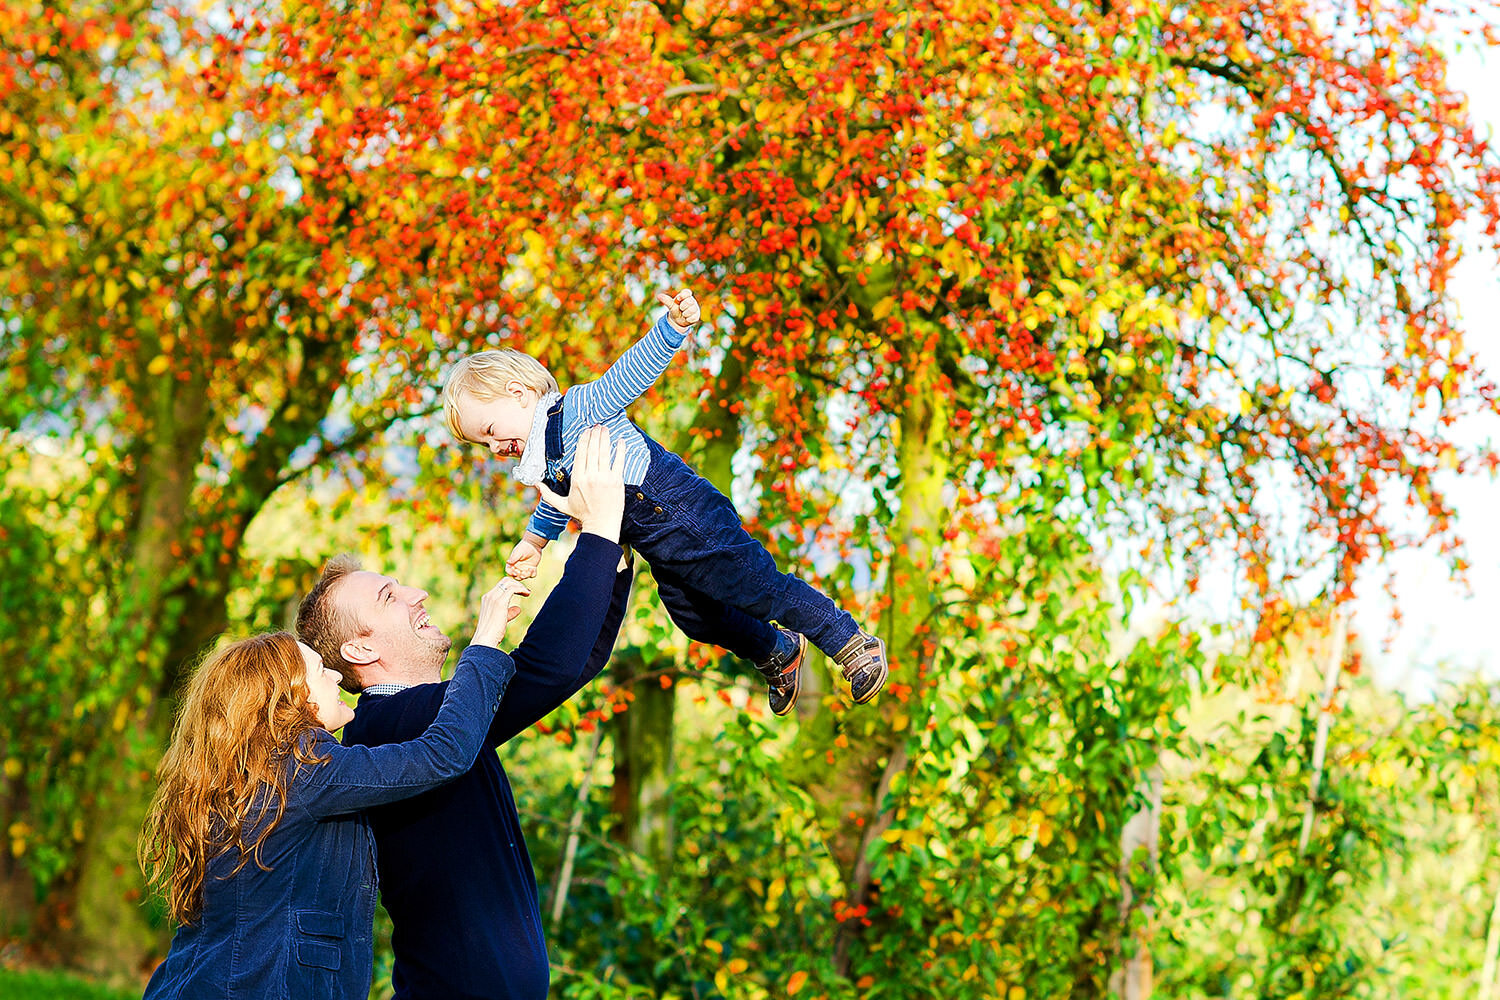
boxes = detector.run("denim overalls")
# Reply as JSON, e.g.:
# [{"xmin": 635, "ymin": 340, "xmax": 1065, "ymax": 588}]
[{"xmin": 541, "ymin": 398, "xmax": 859, "ymax": 661}]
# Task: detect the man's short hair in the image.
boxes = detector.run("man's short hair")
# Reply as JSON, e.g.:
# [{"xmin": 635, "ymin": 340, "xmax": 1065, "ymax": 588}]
[{"xmin": 295, "ymin": 554, "xmax": 367, "ymax": 692}]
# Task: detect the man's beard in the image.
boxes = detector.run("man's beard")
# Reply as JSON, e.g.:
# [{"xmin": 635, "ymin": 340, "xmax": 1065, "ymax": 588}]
[{"xmin": 399, "ymin": 628, "xmax": 453, "ymax": 676}]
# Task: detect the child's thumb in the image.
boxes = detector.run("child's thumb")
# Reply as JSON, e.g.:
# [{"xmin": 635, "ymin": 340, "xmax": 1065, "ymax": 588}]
[{"xmin": 655, "ymin": 290, "xmax": 675, "ymax": 309}]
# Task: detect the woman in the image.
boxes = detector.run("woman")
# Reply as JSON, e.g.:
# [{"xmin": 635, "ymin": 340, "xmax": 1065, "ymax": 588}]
[{"xmin": 139, "ymin": 577, "xmax": 528, "ymax": 999}]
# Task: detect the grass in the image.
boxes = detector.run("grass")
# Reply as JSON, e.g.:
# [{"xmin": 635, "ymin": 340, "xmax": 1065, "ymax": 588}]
[{"xmin": 0, "ymin": 966, "xmax": 139, "ymax": 1000}]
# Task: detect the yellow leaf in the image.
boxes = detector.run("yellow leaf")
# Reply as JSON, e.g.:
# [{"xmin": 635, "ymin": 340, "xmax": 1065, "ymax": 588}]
[
  {"xmin": 2, "ymin": 758, "xmax": 20, "ymax": 779},
  {"xmin": 838, "ymin": 78, "xmax": 857, "ymax": 109},
  {"xmin": 872, "ymin": 297, "xmax": 895, "ymax": 321},
  {"xmin": 102, "ymin": 279, "xmax": 121, "ymax": 310},
  {"xmin": 1010, "ymin": 987, "xmax": 1026, "ymax": 1000},
  {"xmin": 815, "ymin": 160, "xmax": 838, "ymax": 190},
  {"xmin": 787, "ymin": 970, "xmax": 809, "ymax": 995},
  {"xmin": 147, "ymin": 355, "xmax": 171, "ymax": 376},
  {"xmin": 728, "ymin": 958, "xmax": 748, "ymax": 974},
  {"xmin": 704, "ymin": 939, "xmax": 723, "ymax": 954},
  {"xmin": 754, "ymin": 100, "xmax": 773, "ymax": 123}
]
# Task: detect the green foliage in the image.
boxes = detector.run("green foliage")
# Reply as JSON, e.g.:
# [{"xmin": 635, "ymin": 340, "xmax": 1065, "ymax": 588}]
[{"xmin": 0, "ymin": 967, "xmax": 137, "ymax": 1000}]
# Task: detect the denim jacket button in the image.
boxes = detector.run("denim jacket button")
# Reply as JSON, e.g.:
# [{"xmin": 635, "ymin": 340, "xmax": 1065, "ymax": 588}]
[
  {"xmin": 654, "ymin": 506, "xmax": 662, "ymax": 513},
  {"xmin": 636, "ymin": 492, "xmax": 645, "ymax": 500}
]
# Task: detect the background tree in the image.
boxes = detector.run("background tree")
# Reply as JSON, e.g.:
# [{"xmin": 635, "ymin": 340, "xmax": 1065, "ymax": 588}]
[{"xmin": 3, "ymin": 0, "xmax": 1499, "ymax": 994}]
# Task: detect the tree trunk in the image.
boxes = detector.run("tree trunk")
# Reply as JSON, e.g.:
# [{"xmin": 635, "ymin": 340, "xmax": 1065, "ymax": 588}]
[
  {"xmin": 67, "ymin": 364, "xmax": 215, "ymax": 975},
  {"xmin": 820, "ymin": 349, "xmax": 948, "ymax": 974},
  {"xmin": 608, "ymin": 650, "xmax": 677, "ymax": 872}
]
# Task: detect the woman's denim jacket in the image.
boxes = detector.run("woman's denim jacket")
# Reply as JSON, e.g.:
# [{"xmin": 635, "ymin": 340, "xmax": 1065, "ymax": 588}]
[{"xmin": 142, "ymin": 644, "xmax": 515, "ymax": 1000}]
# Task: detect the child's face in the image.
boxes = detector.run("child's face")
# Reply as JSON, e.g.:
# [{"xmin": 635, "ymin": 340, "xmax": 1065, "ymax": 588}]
[{"xmin": 456, "ymin": 384, "xmax": 540, "ymax": 459}]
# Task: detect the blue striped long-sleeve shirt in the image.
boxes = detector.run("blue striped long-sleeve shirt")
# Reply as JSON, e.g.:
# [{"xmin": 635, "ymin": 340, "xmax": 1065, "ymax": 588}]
[{"xmin": 526, "ymin": 314, "xmax": 687, "ymax": 540}]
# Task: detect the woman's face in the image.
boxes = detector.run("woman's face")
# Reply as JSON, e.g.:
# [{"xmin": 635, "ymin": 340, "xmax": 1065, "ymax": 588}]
[{"xmin": 299, "ymin": 641, "xmax": 355, "ymax": 732}]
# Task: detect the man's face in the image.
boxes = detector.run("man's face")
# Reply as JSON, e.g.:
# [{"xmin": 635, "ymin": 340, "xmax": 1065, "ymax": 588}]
[{"xmin": 333, "ymin": 570, "xmax": 452, "ymax": 680}]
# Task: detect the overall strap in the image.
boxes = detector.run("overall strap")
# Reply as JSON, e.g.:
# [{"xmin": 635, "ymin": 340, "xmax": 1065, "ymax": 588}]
[
  {"xmin": 542, "ymin": 393, "xmax": 571, "ymax": 495},
  {"xmin": 544, "ymin": 393, "xmax": 567, "ymax": 463}
]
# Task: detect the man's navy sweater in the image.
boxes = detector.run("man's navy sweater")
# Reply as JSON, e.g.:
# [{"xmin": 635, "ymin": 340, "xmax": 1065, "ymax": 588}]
[{"xmin": 341, "ymin": 534, "xmax": 630, "ymax": 1000}]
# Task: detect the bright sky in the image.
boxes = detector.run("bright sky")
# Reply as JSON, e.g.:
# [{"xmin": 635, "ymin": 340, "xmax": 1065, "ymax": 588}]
[{"xmin": 1353, "ymin": 42, "xmax": 1500, "ymax": 697}]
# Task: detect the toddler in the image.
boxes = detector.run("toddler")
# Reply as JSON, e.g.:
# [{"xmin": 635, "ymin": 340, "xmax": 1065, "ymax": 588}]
[{"xmin": 441, "ymin": 288, "xmax": 887, "ymax": 714}]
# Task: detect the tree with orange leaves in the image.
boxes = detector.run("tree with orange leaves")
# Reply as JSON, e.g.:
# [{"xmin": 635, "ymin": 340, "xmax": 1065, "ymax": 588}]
[{"xmin": 3, "ymin": 0, "xmax": 1499, "ymax": 991}]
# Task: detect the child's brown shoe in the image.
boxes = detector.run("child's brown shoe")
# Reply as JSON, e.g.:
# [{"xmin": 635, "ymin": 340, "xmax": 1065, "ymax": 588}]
[
  {"xmin": 754, "ymin": 628, "xmax": 805, "ymax": 717},
  {"xmin": 833, "ymin": 630, "xmax": 888, "ymax": 704}
]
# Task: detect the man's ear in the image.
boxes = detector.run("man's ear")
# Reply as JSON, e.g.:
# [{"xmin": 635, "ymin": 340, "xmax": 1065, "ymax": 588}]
[{"xmin": 341, "ymin": 638, "xmax": 379, "ymax": 667}]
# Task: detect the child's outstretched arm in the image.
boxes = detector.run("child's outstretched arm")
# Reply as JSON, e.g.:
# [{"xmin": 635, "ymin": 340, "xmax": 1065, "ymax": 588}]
[{"xmin": 568, "ymin": 288, "xmax": 701, "ymax": 426}]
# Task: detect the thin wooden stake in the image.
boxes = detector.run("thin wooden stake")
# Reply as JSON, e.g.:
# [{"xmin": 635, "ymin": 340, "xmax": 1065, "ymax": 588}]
[
  {"xmin": 550, "ymin": 726, "xmax": 607, "ymax": 928},
  {"xmin": 1479, "ymin": 880, "xmax": 1500, "ymax": 1000},
  {"xmin": 1298, "ymin": 614, "xmax": 1346, "ymax": 855}
]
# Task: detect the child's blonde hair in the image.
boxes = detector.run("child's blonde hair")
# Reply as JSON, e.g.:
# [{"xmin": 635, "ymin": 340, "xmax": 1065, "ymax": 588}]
[{"xmin": 442, "ymin": 349, "xmax": 560, "ymax": 442}]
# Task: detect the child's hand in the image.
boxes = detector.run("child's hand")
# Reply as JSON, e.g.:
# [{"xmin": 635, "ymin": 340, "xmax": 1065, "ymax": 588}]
[
  {"xmin": 506, "ymin": 539, "xmax": 544, "ymax": 579},
  {"xmin": 655, "ymin": 288, "xmax": 701, "ymax": 331}
]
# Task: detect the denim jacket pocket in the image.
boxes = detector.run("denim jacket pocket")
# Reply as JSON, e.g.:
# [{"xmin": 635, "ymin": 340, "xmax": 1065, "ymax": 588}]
[
  {"xmin": 293, "ymin": 909, "xmax": 344, "ymax": 972},
  {"xmin": 294, "ymin": 909, "xmax": 345, "ymax": 938},
  {"xmin": 295, "ymin": 940, "xmax": 342, "ymax": 970}
]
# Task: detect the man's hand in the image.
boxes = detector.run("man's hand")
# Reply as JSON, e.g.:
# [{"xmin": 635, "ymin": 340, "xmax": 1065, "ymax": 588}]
[
  {"xmin": 471, "ymin": 577, "xmax": 532, "ymax": 649},
  {"xmin": 506, "ymin": 536, "xmax": 545, "ymax": 579},
  {"xmin": 655, "ymin": 287, "xmax": 701, "ymax": 331},
  {"xmin": 537, "ymin": 425, "xmax": 625, "ymax": 543}
]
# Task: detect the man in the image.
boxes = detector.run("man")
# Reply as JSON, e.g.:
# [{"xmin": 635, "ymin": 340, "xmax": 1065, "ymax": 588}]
[{"xmin": 296, "ymin": 428, "xmax": 630, "ymax": 1000}]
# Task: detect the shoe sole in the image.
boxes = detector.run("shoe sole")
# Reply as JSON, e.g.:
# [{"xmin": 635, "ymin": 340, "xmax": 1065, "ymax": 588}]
[
  {"xmin": 849, "ymin": 636, "xmax": 888, "ymax": 705},
  {"xmin": 771, "ymin": 632, "xmax": 806, "ymax": 717}
]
